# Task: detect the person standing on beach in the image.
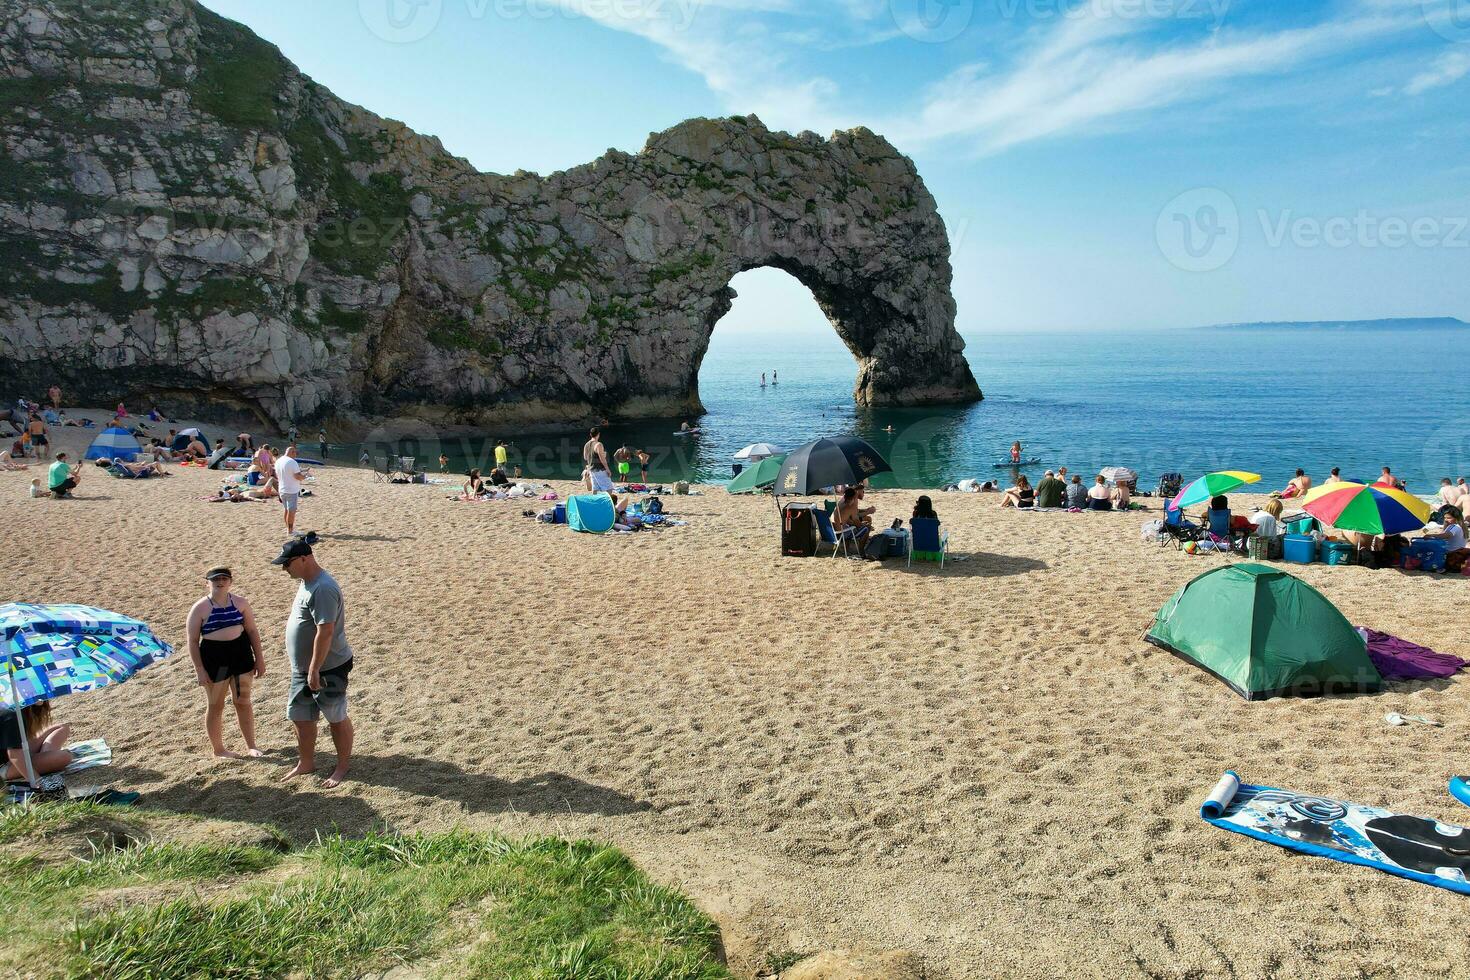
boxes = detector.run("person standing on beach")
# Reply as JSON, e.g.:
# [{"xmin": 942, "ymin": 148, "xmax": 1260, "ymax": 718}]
[
  {"xmin": 272, "ymin": 536, "xmax": 353, "ymax": 788},
  {"xmin": 275, "ymin": 446, "xmax": 306, "ymax": 534},
  {"xmin": 26, "ymin": 412, "xmax": 48, "ymax": 460},
  {"xmin": 318, "ymin": 428, "xmax": 329, "ymax": 461},
  {"xmin": 636, "ymin": 448, "xmax": 650, "ymax": 483},
  {"xmin": 614, "ymin": 445, "xmax": 632, "ymax": 484},
  {"xmin": 494, "ymin": 439, "xmax": 509, "ymax": 474},
  {"xmin": 287, "ymin": 421, "xmax": 299, "ymax": 448},
  {"xmin": 47, "ymin": 385, "xmax": 60, "ymax": 411},
  {"xmin": 186, "ymin": 567, "xmax": 265, "ymax": 759},
  {"xmin": 582, "ymin": 427, "xmax": 613, "ymax": 493}
]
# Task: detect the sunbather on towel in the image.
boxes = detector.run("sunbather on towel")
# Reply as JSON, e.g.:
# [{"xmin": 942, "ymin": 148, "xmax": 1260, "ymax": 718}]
[
  {"xmin": 1065, "ymin": 475, "xmax": 1087, "ymax": 509},
  {"xmin": 1, "ymin": 702, "xmax": 73, "ymax": 782},
  {"xmin": 114, "ymin": 458, "xmax": 167, "ymax": 477},
  {"xmin": 1086, "ymin": 476, "xmax": 1113, "ymax": 510},
  {"xmin": 999, "ymin": 475, "xmax": 1034, "ymax": 509},
  {"xmin": 0, "ymin": 450, "xmax": 27, "ymax": 470}
]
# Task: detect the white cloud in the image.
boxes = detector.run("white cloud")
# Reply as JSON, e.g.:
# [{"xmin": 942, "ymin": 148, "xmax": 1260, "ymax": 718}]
[
  {"xmin": 1404, "ymin": 51, "xmax": 1470, "ymax": 95},
  {"xmin": 550, "ymin": 0, "xmax": 1438, "ymax": 154}
]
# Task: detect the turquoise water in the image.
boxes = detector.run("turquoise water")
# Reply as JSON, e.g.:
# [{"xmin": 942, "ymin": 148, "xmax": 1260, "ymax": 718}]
[{"xmin": 355, "ymin": 327, "xmax": 1470, "ymax": 492}]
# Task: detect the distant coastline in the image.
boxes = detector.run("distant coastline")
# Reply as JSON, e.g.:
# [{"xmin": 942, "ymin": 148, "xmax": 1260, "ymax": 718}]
[{"xmin": 1203, "ymin": 317, "xmax": 1468, "ymax": 331}]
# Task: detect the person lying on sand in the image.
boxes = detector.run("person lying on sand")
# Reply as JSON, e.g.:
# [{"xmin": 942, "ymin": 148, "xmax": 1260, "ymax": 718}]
[
  {"xmin": 112, "ymin": 458, "xmax": 168, "ymax": 477},
  {"xmin": 0, "ymin": 450, "xmax": 28, "ymax": 470}
]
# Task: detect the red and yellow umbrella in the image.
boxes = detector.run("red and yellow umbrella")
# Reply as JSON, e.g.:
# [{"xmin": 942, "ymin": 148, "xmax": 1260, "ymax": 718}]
[{"xmin": 1301, "ymin": 482, "xmax": 1431, "ymax": 535}]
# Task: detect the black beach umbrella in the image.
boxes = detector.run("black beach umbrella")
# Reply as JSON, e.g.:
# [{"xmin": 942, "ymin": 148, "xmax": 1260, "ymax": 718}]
[{"xmin": 774, "ymin": 436, "xmax": 892, "ymax": 497}]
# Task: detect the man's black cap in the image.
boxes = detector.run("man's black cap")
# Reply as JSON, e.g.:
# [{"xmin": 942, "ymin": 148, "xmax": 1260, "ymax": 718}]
[{"xmin": 270, "ymin": 537, "xmax": 313, "ymax": 565}]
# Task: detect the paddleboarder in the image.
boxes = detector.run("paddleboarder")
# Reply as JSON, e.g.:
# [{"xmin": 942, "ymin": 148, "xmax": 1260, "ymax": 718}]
[{"xmin": 1010, "ymin": 440, "xmax": 1022, "ymax": 465}]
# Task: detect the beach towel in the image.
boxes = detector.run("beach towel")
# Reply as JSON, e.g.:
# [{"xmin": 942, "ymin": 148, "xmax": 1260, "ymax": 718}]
[
  {"xmin": 1357, "ymin": 628, "xmax": 1467, "ymax": 680},
  {"xmin": 1201, "ymin": 771, "xmax": 1470, "ymax": 896},
  {"xmin": 63, "ymin": 738, "xmax": 112, "ymax": 773}
]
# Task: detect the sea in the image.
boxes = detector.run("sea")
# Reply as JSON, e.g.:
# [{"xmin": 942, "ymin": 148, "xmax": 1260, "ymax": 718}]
[{"xmin": 343, "ymin": 325, "xmax": 1470, "ymax": 493}]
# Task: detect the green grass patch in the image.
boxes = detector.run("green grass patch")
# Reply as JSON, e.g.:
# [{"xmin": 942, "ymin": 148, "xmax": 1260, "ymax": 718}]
[
  {"xmin": 191, "ymin": 6, "xmax": 288, "ymax": 128},
  {"xmin": 428, "ymin": 316, "xmax": 501, "ymax": 357},
  {"xmin": 27, "ymin": 823, "xmax": 730, "ymax": 980}
]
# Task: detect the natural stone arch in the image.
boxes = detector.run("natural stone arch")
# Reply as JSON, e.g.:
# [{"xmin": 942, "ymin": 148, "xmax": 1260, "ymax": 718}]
[{"xmin": 0, "ymin": 2, "xmax": 981, "ymax": 429}]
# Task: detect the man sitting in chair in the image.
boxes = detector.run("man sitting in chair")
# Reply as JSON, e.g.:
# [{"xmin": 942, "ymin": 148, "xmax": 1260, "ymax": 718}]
[{"xmin": 834, "ymin": 486, "xmax": 874, "ymax": 550}]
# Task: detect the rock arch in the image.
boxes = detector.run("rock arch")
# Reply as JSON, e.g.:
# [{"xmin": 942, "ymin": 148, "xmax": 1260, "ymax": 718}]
[{"xmin": 0, "ymin": 2, "xmax": 981, "ymax": 428}]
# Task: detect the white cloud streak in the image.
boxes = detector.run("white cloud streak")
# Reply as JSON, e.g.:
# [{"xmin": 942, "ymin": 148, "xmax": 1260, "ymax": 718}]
[{"xmin": 1404, "ymin": 51, "xmax": 1470, "ymax": 95}]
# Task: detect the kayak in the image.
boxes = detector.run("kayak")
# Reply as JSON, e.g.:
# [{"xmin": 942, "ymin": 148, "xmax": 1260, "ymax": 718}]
[
  {"xmin": 993, "ymin": 458, "xmax": 1041, "ymax": 468},
  {"xmin": 673, "ymin": 429, "xmax": 701, "ymax": 437}
]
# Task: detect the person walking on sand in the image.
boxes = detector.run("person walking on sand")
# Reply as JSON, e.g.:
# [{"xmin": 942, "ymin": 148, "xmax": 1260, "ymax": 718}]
[
  {"xmin": 186, "ymin": 567, "xmax": 265, "ymax": 759},
  {"xmin": 273, "ymin": 535, "xmax": 353, "ymax": 788},
  {"xmin": 275, "ymin": 445, "xmax": 307, "ymax": 534}
]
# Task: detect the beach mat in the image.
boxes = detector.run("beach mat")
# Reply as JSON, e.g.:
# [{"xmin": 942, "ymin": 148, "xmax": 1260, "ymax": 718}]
[{"xmin": 1201, "ymin": 771, "xmax": 1470, "ymax": 895}]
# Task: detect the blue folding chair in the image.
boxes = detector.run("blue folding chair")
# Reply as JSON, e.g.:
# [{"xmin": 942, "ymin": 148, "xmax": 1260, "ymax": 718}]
[
  {"xmin": 813, "ymin": 507, "xmax": 863, "ymax": 558},
  {"xmin": 908, "ymin": 517, "xmax": 949, "ymax": 569}
]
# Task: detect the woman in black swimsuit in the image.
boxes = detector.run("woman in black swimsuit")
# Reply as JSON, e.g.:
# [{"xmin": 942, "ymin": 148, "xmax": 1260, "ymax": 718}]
[{"xmin": 186, "ymin": 567, "xmax": 265, "ymax": 759}]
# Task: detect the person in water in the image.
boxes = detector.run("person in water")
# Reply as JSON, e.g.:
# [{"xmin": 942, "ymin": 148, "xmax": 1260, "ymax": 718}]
[
  {"xmin": 761, "ymin": 373, "xmax": 767, "ymax": 387},
  {"xmin": 1010, "ymin": 441, "xmax": 1023, "ymax": 465}
]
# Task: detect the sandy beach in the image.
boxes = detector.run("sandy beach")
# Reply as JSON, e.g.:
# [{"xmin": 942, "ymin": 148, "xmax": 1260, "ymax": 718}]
[{"xmin": 6, "ymin": 414, "xmax": 1469, "ymax": 978}]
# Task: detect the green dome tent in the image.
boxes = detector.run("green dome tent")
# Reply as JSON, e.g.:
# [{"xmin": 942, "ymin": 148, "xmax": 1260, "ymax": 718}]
[{"xmin": 1146, "ymin": 563, "xmax": 1382, "ymax": 700}]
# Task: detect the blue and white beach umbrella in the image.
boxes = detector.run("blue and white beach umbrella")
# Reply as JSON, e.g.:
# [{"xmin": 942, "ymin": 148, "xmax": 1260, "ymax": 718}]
[{"xmin": 2, "ymin": 603, "xmax": 174, "ymax": 786}]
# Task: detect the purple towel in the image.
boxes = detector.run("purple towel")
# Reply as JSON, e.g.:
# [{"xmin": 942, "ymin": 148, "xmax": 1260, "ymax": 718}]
[{"xmin": 1359, "ymin": 628, "xmax": 1467, "ymax": 680}]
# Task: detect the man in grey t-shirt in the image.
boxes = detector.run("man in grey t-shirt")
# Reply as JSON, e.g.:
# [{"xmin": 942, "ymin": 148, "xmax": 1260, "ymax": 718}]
[{"xmin": 271, "ymin": 535, "xmax": 354, "ymax": 787}]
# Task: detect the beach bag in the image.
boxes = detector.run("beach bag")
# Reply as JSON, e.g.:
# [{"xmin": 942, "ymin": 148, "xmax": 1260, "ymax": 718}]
[
  {"xmin": 644, "ymin": 496, "xmax": 663, "ymax": 515},
  {"xmin": 1140, "ymin": 519, "xmax": 1165, "ymax": 542}
]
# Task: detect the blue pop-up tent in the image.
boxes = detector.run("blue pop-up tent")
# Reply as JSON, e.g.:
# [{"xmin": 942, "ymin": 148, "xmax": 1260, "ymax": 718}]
[
  {"xmin": 566, "ymin": 494, "xmax": 616, "ymax": 533},
  {"xmin": 84, "ymin": 426, "xmax": 142, "ymax": 462}
]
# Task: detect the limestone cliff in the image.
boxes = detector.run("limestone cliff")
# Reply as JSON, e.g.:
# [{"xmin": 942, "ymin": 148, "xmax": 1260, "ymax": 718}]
[{"xmin": 0, "ymin": 0, "xmax": 981, "ymax": 429}]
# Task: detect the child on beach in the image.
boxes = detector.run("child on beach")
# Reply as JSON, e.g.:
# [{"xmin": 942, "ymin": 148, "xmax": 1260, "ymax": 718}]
[{"xmin": 29, "ymin": 478, "xmax": 44, "ymax": 498}]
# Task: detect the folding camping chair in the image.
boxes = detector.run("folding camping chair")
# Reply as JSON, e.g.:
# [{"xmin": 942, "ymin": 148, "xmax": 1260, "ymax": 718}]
[
  {"xmin": 813, "ymin": 506, "xmax": 864, "ymax": 558},
  {"xmin": 371, "ymin": 455, "xmax": 388, "ymax": 483},
  {"xmin": 908, "ymin": 517, "xmax": 949, "ymax": 569}
]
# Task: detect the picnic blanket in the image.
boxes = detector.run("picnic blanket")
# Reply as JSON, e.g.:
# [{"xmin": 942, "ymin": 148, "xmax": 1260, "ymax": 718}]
[{"xmin": 1358, "ymin": 628, "xmax": 1467, "ymax": 680}]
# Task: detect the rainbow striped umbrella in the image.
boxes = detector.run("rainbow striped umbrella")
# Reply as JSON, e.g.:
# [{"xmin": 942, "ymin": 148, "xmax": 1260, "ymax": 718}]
[
  {"xmin": 1171, "ymin": 471, "xmax": 1261, "ymax": 510},
  {"xmin": 1300, "ymin": 482, "xmax": 1431, "ymax": 535}
]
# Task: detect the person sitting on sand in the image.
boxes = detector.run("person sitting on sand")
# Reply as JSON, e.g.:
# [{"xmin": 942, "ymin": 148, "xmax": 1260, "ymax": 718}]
[
  {"xmin": 1281, "ymin": 469, "xmax": 1312, "ymax": 498},
  {"xmin": 462, "ymin": 468, "xmax": 486, "ymax": 498},
  {"xmin": 1251, "ymin": 498, "xmax": 1284, "ymax": 539},
  {"xmin": 1065, "ymin": 474, "xmax": 1087, "ymax": 509},
  {"xmin": 1035, "ymin": 470, "xmax": 1065, "ymax": 508},
  {"xmin": 1437, "ymin": 478, "xmax": 1466, "ymax": 509},
  {"xmin": 1323, "ymin": 467, "xmax": 1343, "ymax": 485},
  {"xmin": 1, "ymin": 701, "xmax": 73, "ymax": 783},
  {"xmin": 186, "ymin": 566, "xmax": 266, "ymax": 759},
  {"xmin": 28, "ymin": 478, "xmax": 45, "ymax": 498},
  {"xmin": 912, "ymin": 495, "xmax": 938, "ymax": 523},
  {"xmin": 1000, "ymin": 474, "xmax": 1034, "ymax": 509},
  {"xmin": 47, "ymin": 452, "xmax": 79, "ymax": 498},
  {"xmin": 1374, "ymin": 466, "xmax": 1402, "ymax": 490},
  {"xmin": 185, "ymin": 435, "xmax": 208, "ymax": 459},
  {"xmin": 1422, "ymin": 505, "xmax": 1467, "ymax": 549},
  {"xmin": 253, "ymin": 443, "xmax": 274, "ymax": 473},
  {"xmin": 835, "ymin": 486, "xmax": 874, "ymax": 549},
  {"xmin": 1086, "ymin": 475, "xmax": 1113, "ymax": 511},
  {"xmin": 1110, "ymin": 478, "xmax": 1131, "ymax": 509}
]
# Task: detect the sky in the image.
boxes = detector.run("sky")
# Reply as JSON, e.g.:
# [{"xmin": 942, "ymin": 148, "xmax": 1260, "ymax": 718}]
[{"xmin": 200, "ymin": 0, "xmax": 1470, "ymax": 339}]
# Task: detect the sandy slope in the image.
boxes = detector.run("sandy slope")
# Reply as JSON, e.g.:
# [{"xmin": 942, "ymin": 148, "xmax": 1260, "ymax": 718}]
[{"xmin": 5, "ymin": 416, "xmax": 1469, "ymax": 977}]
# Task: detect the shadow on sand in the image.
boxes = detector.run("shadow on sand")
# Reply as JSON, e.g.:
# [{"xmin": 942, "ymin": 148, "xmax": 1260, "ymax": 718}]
[{"xmin": 140, "ymin": 755, "xmax": 649, "ymax": 841}]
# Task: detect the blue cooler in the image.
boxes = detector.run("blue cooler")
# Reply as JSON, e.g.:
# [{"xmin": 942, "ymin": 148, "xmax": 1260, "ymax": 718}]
[
  {"xmin": 1409, "ymin": 538, "xmax": 1448, "ymax": 572},
  {"xmin": 552, "ymin": 503, "xmax": 566, "ymax": 525},
  {"xmin": 1283, "ymin": 534, "xmax": 1317, "ymax": 564},
  {"xmin": 1320, "ymin": 540, "xmax": 1355, "ymax": 566},
  {"xmin": 1285, "ymin": 516, "xmax": 1316, "ymax": 536}
]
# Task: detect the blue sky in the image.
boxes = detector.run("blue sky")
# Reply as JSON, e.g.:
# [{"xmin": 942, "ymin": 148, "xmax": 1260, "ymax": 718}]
[{"xmin": 202, "ymin": 0, "xmax": 1470, "ymax": 338}]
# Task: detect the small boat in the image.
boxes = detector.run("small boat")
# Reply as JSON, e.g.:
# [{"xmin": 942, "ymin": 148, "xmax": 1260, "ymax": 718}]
[
  {"xmin": 673, "ymin": 428, "xmax": 701, "ymax": 437},
  {"xmin": 993, "ymin": 457, "xmax": 1041, "ymax": 468}
]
